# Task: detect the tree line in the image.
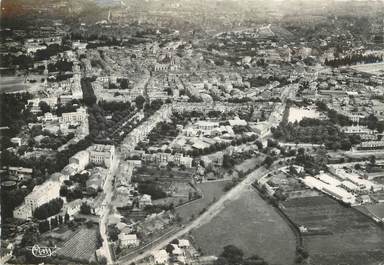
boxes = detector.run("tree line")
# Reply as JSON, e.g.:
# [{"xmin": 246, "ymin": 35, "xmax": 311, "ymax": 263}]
[{"xmin": 325, "ymin": 53, "xmax": 383, "ymax": 67}]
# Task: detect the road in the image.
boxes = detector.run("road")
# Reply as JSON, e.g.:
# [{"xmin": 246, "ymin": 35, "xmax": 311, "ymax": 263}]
[
  {"xmin": 118, "ymin": 165, "xmax": 276, "ymax": 264},
  {"xmin": 99, "ymin": 154, "xmax": 120, "ymax": 264}
]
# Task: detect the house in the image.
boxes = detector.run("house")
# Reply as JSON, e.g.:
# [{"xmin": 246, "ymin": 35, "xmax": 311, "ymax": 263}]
[
  {"xmin": 61, "ymin": 199, "xmax": 82, "ymax": 217},
  {"xmin": 228, "ymin": 117, "xmax": 247, "ymax": 126},
  {"xmin": 139, "ymin": 194, "xmax": 152, "ymax": 208},
  {"xmin": 10, "ymin": 137, "xmax": 22, "ymax": 146},
  {"xmin": 118, "ymin": 233, "xmax": 140, "ymax": 248},
  {"xmin": 86, "ymin": 168, "xmax": 107, "ymax": 193},
  {"xmin": 152, "ymin": 249, "xmax": 169, "ymax": 264},
  {"xmin": 88, "ymin": 193, "xmax": 106, "ymax": 216},
  {"xmin": 178, "ymin": 239, "xmax": 190, "ymax": 248},
  {"xmin": 171, "ymin": 244, "xmax": 183, "ymax": 256}
]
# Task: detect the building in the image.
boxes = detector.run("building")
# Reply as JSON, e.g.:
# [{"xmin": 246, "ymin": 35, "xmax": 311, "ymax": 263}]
[
  {"xmin": 61, "ymin": 199, "xmax": 82, "ymax": 217},
  {"xmin": 118, "ymin": 233, "xmax": 140, "ymax": 247},
  {"xmin": 13, "ymin": 204, "xmax": 33, "ymax": 220},
  {"xmin": 88, "ymin": 144, "xmax": 115, "ymax": 167},
  {"xmin": 25, "ymin": 180, "xmax": 61, "ymax": 210},
  {"xmin": 60, "ymin": 107, "xmax": 87, "ymax": 123},
  {"xmin": 152, "ymin": 249, "xmax": 169, "ymax": 264},
  {"xmin": 13, "ymin": 180, "xmax": 61, "ymax": 219},
  {"xmin": 8, "ymin": 167, "xmax": 33, "ymax": 180},
  {"xmin": 194, "ymin": 121, "xmax": 219, "ymax": 131},
  {"xmin": 357, "ymin": 141, "xmax": 384, "ymax": 150},
  {"xmin": 10, "ymin": 137, "xmax": 22, "ymax": 146},
  {"xmin": 69, "ymin": 150, "xmax": 90, "ymax": 171},
  {"xmin": 139, "ymin": 194, "xmax": 152, "ymax": 208}
]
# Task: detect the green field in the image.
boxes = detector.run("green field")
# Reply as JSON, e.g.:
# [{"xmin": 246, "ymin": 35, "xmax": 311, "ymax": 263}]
[
  {"xmin": 282, "ymin": 196, "xmax": 384, "ymax": 265},
  {"xmin": 190, "ymin": 188, "xmax": 297, "ymax": 265}
]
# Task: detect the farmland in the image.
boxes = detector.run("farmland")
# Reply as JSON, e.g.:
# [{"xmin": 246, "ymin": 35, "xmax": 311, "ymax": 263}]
[
  {"xmin": 56, "ymin": 227, "xmax": 99, "ymax": 263},
  {"xmin": 190, "ymin": 188, "xmax": 296, "ymax": 265},
  {"xmin": 176, "ymin": 180, "xmax": 230, "ymax": 224},
  {"xmin": 282, "ymin": 195, "xmax": 384, "ymax": 265}
]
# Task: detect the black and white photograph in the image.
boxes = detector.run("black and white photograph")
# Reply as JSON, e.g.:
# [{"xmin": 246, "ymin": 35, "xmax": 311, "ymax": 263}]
[{"xmin": 0, "ymin": 0, "xmax": 384, "ymax": 265}]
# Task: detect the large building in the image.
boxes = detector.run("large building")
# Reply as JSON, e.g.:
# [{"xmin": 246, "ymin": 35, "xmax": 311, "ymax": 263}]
[
  {"xmin": 69, "ymin": 150, "xmax": 90, "ymax": 171},
  {"xmin": 13, "ymin": 180, "xmax": 61, "ymax": 219},
  {"xmin": 88, "ymin": 144, "xmax": 116, "ymax": 167},
  {"xmin": 60, "ymin": 107, "xmax": 87, "ymax": 123}
]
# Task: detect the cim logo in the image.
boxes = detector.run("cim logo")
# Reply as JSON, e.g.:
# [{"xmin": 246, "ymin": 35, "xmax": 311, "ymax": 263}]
[{"xmin": 27, "ymin": 245, "xmax": 60, "ymax": 258}]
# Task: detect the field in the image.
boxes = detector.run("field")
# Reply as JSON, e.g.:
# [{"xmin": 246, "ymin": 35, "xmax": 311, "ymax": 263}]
[
  {"xmin": 56, "ymin": 227, "xmax": 98, "ymax": 262},
  {"xmin": 176, "ymin": 181, "xmax": 230, "ymax": 223},
  {"xmin": 282, "ymin": 195, "xmax": 384, "ymax": 265},
  {"xmin": 288, "ymin": 106, "xmax": 320, "ymax": 123},
  {"xmin": 190, "ymin": 188, "xmax": 296, "ymax": 265},
  {"xmin": 350, "ymin": 62, "xmax": 384, "ymax": 75},
  {"xmin": 234, "ymin": 156, "xmax": 265, "ymax": 173},
  {"xmin": 0, "ymin": 75, "xmax": 44, "ymax": 93}
]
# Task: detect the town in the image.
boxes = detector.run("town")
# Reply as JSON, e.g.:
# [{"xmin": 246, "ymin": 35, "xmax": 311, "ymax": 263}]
[{"xmin": 1, "ymin": 1, "xmax": 384, "ymax": 265}]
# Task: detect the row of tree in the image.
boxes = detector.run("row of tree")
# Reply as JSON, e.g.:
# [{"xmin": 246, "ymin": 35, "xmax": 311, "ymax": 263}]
[
  {"xmin": 272, "ymin": 118, "xmax": 361, "ymax": 151},
  {"xmin": 325, "ymin": 54, "xmax": 383, "ymax": 67},
  {"xmin": 33, "ymin": 198, "xmax": 64, "ymax": 220},
  {"xmin": 38, "ymin": 213, "xmax": 69, "ymax": 233}
]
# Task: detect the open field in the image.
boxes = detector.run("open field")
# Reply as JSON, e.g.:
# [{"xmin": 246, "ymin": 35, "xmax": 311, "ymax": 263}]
[
  {"xmin": 190, "ymin": 188, "xmax": 296, "ymax": 265},
  {"xmin": 234, "ymin": 156, "xmax": 265, "ymax": 173},
  {"xmin": 288, "ymin": 106, "xmax": 320, "ymax": 123},
  {"xmin": 0, "ymin": 75, "xmax": 44, "ymax": 93},
  {"xmin": 56, "ymin": 227, "xmax": 98, "ymax": 262},
  {"xmin": 176, "ymin": 181, "xmax": 230, "ymax": 224},
  {"xmin": 349, "ymin": 62, "xmax": 384, "ymax": 75},
  {"xmin": 282, "ymin": 195, "xmax": 384, "ymax": 265}
]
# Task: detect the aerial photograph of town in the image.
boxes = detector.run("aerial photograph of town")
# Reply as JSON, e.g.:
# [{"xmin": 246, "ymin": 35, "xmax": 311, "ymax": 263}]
[{"xmin": 0, "ymin": 0, "xmax": 383, "ymax": 265}]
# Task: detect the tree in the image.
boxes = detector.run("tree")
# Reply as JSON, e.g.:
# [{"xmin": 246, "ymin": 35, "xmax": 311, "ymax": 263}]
[
  {"xmin": 33, "ymin": 198, "xmax": 64, "ymax": 220},
  {"xmin": 64, "ymin": 213, "xmax": 70, "ymax": 223},
  {"xmin": 171, "ymin": 238, "xmax": 179, "ymax": 245},
  {"xmin": 39, "ymin": 101, "xmax": 51, "ymax": 114},
  {"xmin": 108, "ymin": 225, "xmax": 119, "ymax": 241},
  {"xmin": 369, "ymin": 155, "xmax": 376, "ymax": 166},
  {"xmin": 38, "ymin": 220, "xmax": 50, "ymax": 233},
  {"xmin": 165, "ymin": 244, "xmax": 174, "ymax": 254},
  {"xmin": 80, "ymin": 203, "xmax": 92, "ymax": 215},
  {"xmin": 219, "ymin": 245, "xmax": 244, "ymax": 265},
  {"xmin": 134, "ymin": 95, "xmax": 146, "ymax": 109},
  {"xmin": 255, "ymin": 140, "xmax": 263, "ymax": 150},
  {"xmin": 223, "ymin": 154, "xmax": 234, "ymax": 169},
  {"xmin": 263, "ymin": 156, "xmax": 274, "ymax": 168}
]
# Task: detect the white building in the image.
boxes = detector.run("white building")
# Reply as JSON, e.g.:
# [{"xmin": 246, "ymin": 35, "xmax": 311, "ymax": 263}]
[
  {"xmin": 60, "ymin": 107, "xmax": 87, "ymax": 123},
  {"xmin": 88, "ymin": 144, "xmax": 115, "ymax": 168},
  {"xmin": 118, "ymin": 233, "xmax": 140, "ymax": 247},
  {"xmin": 13, "ymin": 180, "xmax": 61, "ymax": 219},
  {"xmin": 69, "ymin": 150, "xmax": 90, "ymax": 171},
  {"xmin": 152, "ymin": 249, "xmax": 169, "ymax": 264}
]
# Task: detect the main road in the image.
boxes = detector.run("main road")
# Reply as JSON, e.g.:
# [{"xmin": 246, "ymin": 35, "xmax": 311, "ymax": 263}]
[
  {"xmin": 99, "ymin": 154, "xmax": 120, "ymax": 264},
  {"xmin": 117, "ymin": 164, "xmax": 288, "ymax": 264}
]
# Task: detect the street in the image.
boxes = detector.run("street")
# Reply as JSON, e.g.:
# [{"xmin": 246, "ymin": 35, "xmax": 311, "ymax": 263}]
[{"xmin": 99, "ymin": 154, "xmax": 120, "ymax": 264}]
